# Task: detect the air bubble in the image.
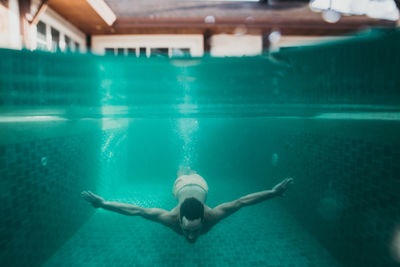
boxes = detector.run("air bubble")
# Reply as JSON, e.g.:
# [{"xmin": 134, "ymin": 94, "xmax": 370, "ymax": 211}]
[
  {"xmin": 271, "ymin": 153, "xmax": 279, "ymax": 166},
  {"xmin": 41, "ymin": 157, "xmax": 47, "ymax": 166}
]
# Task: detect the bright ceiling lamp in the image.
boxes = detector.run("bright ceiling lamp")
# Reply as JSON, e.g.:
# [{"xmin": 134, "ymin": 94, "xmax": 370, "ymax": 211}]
[
  {"xmin": 86, "ymin": 0, "xmax": 117, "ymax": 26},
  {"xmin": 310, "ymin": 0, "xmax": 399, "ymax": 22}
]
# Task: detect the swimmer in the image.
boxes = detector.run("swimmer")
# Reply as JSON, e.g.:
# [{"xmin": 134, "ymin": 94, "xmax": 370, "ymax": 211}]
[{"xmin": 82, "ymin": 167, "xmax": 293, "ymax": 244}]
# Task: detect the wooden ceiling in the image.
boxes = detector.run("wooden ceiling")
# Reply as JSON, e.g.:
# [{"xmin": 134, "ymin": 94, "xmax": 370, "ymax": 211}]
[
  {"xmin": 47, "ymin": 0, "xmax": 396, "ymax": 35},
  {"xmin": 48, "ymin": 0, "xmax": 111, "ymax": 34}
]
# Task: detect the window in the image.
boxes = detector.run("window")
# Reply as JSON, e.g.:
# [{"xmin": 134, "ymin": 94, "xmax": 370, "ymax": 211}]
[
  {"xmin": 102, "ymin": 47, "xmax": 195, "ymax": 58},
  {"xmin": 150, "ymin": 48, "xmax": 169, "ymax": 57},
  {"xmin": 105, "ymin": 48, "xmax": 115, "ymax": 55},
  {"xmin": 171, "ymin": 48, "xmax": 191, "ymax": 57},
  {"xmin": 139, "ymin": 47, "xmax": 146, "ymax": 57},
  {"xmin": 117, "ymin": 48, "xmax": 125, "ymax": 56},
  {"xmin": 127, "ymin": 48, "xmax": 136, "ymax": 56},
  {"xmin": 35, "ymin": 21, "xmax": 82, "ymax": 53},
  {"xmin": 104, "ymin": 48, "xmax": 144, "ymax": 56},
  {"xmin": 65, "ymin": 35, "xmax": 71, "ymax": 51},
  {"xmin": 51, "ymin": 27, "xmax": 60, "ymax": 51},
  {"xmin": 37, "ymin": 21, "xmax": 46, "ymax": 41},
  {"xmin": 36, "ymin": 21, "xmax": 47, "ymax": 51}
]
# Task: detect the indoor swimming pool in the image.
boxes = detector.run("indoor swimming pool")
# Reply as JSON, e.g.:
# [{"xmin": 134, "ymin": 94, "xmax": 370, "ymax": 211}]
[{"xmin": 1, "ymin": 29, "xmax": 400, "ymax": 267}]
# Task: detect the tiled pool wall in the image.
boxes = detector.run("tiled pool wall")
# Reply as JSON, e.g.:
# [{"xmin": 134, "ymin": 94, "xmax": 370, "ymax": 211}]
[
  {"xmin": 271, "ymin": 121, "xmax": 400, "ymax": 267},
  {"xmin": 1, "ymin": 29, "xmax": 400, "ymax": 114},
  {"xmin": 0, "ymin": 50, "xmax": 99, "ymax": 107},
  {"xmin": 0, "ymin": 124, "xmax": 117, "ymax": 267}
]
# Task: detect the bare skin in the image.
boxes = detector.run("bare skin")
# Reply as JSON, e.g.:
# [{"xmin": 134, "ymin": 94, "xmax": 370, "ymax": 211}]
[{"xmin": 81, "ymin": 177, "xmax": 294, "ymax": 243}]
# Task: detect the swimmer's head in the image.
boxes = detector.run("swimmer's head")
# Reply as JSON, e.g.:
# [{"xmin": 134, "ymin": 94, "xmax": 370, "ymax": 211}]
[{"xmin": 179, "ymin": 197, "xmax": 204, "ymax": 243}]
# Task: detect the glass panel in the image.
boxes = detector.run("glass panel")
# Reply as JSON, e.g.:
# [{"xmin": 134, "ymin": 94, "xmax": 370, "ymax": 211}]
[
  {"xmin": 36, "ymin": 21, "xmax": 46, "ymax": 42},
  {"xmin": 51, "ymin": 27, "xmax": 60, "ymax": 52},
  {"xmin": 65, "ymin": 35, "xmax": 71, "ymax": 51},
  {"xmin": 105, "ymin": 48, "xmax": 115, "ymax": 55},
  {"xmin": 139, "ymin": 47, "xmax": 146, "ymax": 57},
  {"xmin": 75, "ymin": 42, "xmax": 80, "ymax": 52},
  {"xmin": 117, "ymin": 48, "xmax": 125, "ymax": 56},
  {"xmin": 150, "ymin": 48, "xmax": 169, "ymax": 57},
  {"xmin": 127, "ymin": 48, "xmax": 136, "ymax": 56},
  {"xmin": 171, "ymin": 48, "xmax": 191, "ymax": 57}
]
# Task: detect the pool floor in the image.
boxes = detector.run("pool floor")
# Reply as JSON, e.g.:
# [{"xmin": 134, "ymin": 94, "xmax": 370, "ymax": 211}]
[{"xmin": 43, "ymin": 184, "xmax": 339, "ymax": 267}]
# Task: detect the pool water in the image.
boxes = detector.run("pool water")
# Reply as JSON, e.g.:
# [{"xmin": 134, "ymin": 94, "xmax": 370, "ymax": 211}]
[{"xmin": 1, "ymin": 29, "xmax": 400, "ymax": 267}]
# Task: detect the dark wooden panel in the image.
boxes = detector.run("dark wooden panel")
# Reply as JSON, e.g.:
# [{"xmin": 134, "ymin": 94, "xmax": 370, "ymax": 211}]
[{"xmin": 48, "ymin": 0, "xmax": 110, "ymax": 34}]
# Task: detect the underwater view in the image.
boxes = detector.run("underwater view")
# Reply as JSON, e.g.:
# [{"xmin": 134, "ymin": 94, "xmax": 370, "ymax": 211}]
[{"xmin": 1, "ymin": 29, "xmax": 400, "ymax": 267}]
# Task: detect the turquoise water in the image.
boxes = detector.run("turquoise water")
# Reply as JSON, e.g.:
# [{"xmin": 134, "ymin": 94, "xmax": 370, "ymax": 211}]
[
  {"xmin": 1, "ymin": 29, "xmax": 400, "ymax": 266},
  {"xmin": 2, "ymin": 116, "xmax": 399, "ymax": 266}
]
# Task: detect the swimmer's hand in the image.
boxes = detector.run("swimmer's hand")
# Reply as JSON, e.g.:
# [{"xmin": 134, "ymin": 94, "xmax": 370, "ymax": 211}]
[
  {"xmin": 272, "ymin": 178, "xmax": 294, "ymax": 197},
  {"xmin": 81, "ymin": 191, "xmax": 105, "ymax": 208}
]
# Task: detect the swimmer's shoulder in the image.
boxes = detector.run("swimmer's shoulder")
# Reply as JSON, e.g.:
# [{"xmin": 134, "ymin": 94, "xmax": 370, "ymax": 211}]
[
  {"xmin": 165, "ymin": 207, "xmax": 183, "ymax": 234},
  {"xmin": 201, "ymin": 205, "xmax": 216, "ymax": 234}
]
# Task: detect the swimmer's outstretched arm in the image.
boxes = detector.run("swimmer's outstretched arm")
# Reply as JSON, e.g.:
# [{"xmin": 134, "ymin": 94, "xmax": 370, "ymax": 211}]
[
  {"xmin": 209, "ymin": 178, "xmax": 294, "ymax": 223},
  {"xmin": 81, "ymin": 191, "xmax": 176, "ymax": 228}
]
